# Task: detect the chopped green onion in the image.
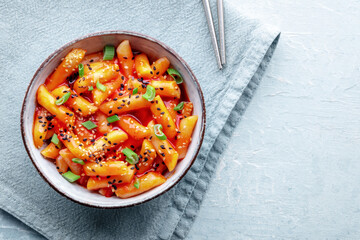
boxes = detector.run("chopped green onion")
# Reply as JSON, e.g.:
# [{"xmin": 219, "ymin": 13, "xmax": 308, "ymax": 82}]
[
  {"xmin": 55, "ymin": 92, "xmax": 71, "ymax": 105},
  {"xmin": 122, "ymin": 148, "xmax": 139, "ymax": 164},
  {"xmin": 88, "ymin": 86, "xmax": 94, "ymax": 91},
  {"xmin": 72, "ymin": 158, "xmax": 85, "ymax": 165},
  {"xmin": 51, "ymin": 133, "xmax": 61, "ymax": 148},
  {"xmin": 174, "ymin": 102, "xmax": 184, "ymax": 111},
  {"xmin": 81, "ymin": 120, "xmax": 97, "ymax": 130},
  {"xmin": 107, "ymin": 115, "xmax": 120, "ymax": 123},
  {"xmin": 132, "ymin": 87, "xmax": 138, "ymax": 95},
  {"xmin": 103, "ymin": 45, "xmax": 115, "ymax": 60},
  {"xmin": 142, "ymin": 85, "xmax": 156, "ymax": 101},
  {"xmin": 167, "ymin": 68, "xmax": 183, "ymax": 84},
  {"xmin": 154, "ymin": 124, "xmax": 167, "ymax": 140},
  {"xmin": 96, "ymin": 81, "xmax": 107, "ymax": 92},
  {"xmin": 134, "ymin": 179, "xmax": 140, "ymax": 189},
  {"xmin": 62, "ymin": 171, "xmax": 80, "ymax": 183},
  {"xmin": 78, "ymin": 63, "xmax": 84, "ymax": 77}
]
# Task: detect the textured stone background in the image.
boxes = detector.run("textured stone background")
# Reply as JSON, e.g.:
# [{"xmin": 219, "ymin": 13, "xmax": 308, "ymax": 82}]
[{"xmin": 1, "ymin": 0, "xmax": 360, "ymax": 239}]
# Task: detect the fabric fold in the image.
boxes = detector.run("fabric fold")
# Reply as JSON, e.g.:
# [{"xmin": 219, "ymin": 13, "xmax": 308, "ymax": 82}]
[{"xmin": 0, "ymin": 0, "xmax": 280, "ymax": 239}]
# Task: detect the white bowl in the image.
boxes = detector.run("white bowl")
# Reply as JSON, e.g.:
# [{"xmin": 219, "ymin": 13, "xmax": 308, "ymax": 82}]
[{"xmin": 21, "ymin": 31, "xmax": 206, "ymax": 208}]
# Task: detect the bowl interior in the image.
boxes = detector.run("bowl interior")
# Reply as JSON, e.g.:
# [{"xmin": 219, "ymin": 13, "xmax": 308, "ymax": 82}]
[{"xmin": 21, "ymin": 32, "xmax": 205, "ymax": 208}]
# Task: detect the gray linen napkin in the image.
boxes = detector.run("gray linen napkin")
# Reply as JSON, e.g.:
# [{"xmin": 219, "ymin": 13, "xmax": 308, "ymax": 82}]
[{"xmin": 0, "ymin": 0, "xmax": 280, "ymax": 239}]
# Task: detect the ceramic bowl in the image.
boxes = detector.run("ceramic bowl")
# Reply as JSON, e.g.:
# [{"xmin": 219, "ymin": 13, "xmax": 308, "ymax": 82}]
[{"xmin": 21, "ymin": 31, "xmax": 206, "ymax": 208}]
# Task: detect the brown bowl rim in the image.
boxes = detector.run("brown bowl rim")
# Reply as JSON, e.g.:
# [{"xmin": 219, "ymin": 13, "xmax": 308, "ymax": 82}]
[{"xmin": 20, "ymin": 30, "xmax": 206, "ymax": 209}]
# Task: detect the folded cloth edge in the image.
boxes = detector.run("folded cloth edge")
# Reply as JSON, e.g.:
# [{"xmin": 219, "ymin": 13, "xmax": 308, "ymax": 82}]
[{"xmin": 169, "ymin": 29, "xmax": 281, "ymax": 239}]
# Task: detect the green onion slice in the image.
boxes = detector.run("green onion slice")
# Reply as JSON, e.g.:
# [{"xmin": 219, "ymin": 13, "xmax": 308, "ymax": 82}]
[
  {"xmin": 51, "ymin": 133, "xmax": 61, "ymax": 148},
  {"xmin": 78, "ymin": 63, "xmax": 84, "ymax": 78},
  {"xmin": 88, "ymin": 86, "xmax": 94, "ymax": 91},
  {"xmin": 142, "ymin": 85, "xmax": 156, "ymax": 101},
  {"xmin": 132, "ymin": 87, "xmax": 138, "ymax": 95},
  {"xmin": 96, "ymin": 81, "xmax": 107, "ymax": 92},
  {"xmin": 122, "ymin": 148, "xmax": 139, "ymax": 164},
  {"xmin": 81, "ymin": 120, "xmax": 97, "ymax": 130},
  {"xmin": 107, "ymin": 115, "xmax": 120, "ymax": 123},
  {"xmin": 167, "ymin": 68, "xmax": 183, "ymax": 84},
  {"xmin": 134, "ymin": 179, "xmax": 140, "ymax": 189},
  {"xmin": 55, "ymin": 92, "xmax": 71, "ymax": 105},
  {"xmin": 103, "ymin": 45, "xmax": 115, "ymax": 60},
  {"xmin": 62, "ymin": 171, "xmax": 80, "ymax": 183},
  {"xmin": 72, "ymin": 158, "xmax": 85, "ymax": 165},
  {"xmin": 154, "ymin": 124, "xmax": 167, "ymax": 140},
  {"xmin": 174, "ymin": 102, "xmax": 184, "ymax": 111}
]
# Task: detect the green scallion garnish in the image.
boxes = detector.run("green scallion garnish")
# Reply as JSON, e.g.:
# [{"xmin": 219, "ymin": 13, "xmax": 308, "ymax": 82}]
[
  {"xmin": 103, "ymin": 45, "xmax": 115, "ymax": 60},
  {"xmin": 72, "ymin": 158, "xmax": 85, "ymax": 165},
  {"xmin": 62, "ymin": 171, "xmax": 80, "ymax": 183},
  {"xmin": 51, "ymin": 133, "xmax": 61, "ymax": 148},
  {"xmin": 78, "ymin": 63, "xmax": 84, "ymax": 78},
  {"xmin": 142, "ymin": 85, "xmax": 156, "ymax": 101},
  {"xmin": 167, "ymin": 68, "xmax": 183, "ymax": 84},
  {"xmin": 81, "ymin": 120, "xmax": 97, "ymax": 130},
  {"xmin": 107, "ymin": 115, "xmax": 120, "ymax": 123},
  {"xmin": 174, "ymin": 102, "xmax": 184, "ymax": 111},
  {"xmin": 55, "ymin": 92, "xmax": 71, "ymax": 106},
  {"xmin": 96, "ymin": 81, "xmax": 107, "ymax": 92},
  {"xmin": 122, "ymin": 148, "xmax": 139, "ymax": 164},
  {"xmin": 134, "ymin": 179, "xmax": 140, "ymax": 189},
  {"xmin": 88, "ymin": 86, "xmax": 94, "ymax": 91},
  {"xmin": 132, "ymin": 88, "xmax": 138, "ymax": 95},
  {"xmin": 154, "ymin": 124, "xmax": 167, "ymax": 140}
]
